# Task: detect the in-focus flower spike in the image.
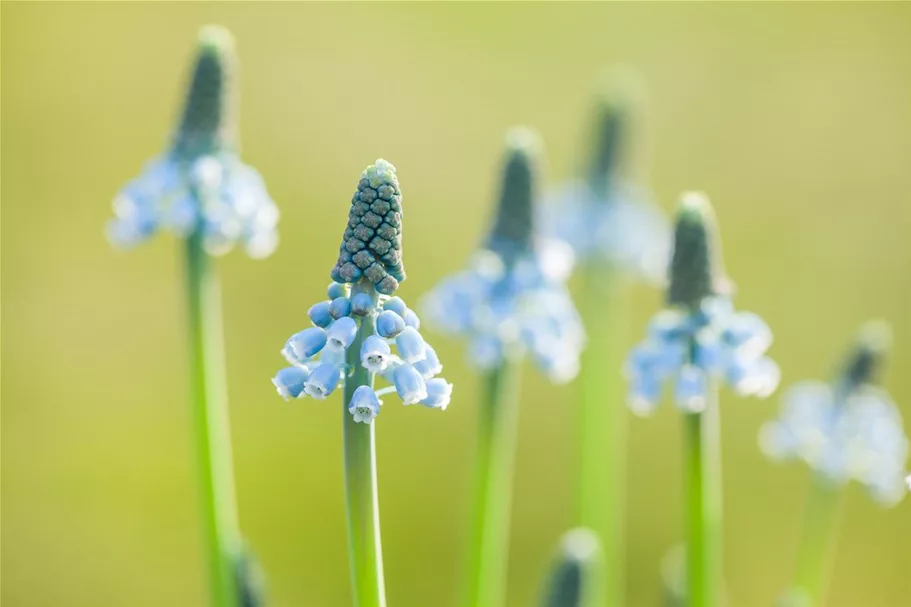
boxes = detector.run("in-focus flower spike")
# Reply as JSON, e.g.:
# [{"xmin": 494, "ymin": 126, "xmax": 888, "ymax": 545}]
[
  {"xmin": 270, "ymin": 159, "xmax": 451, "ymax": 422},
  {"xmin": 625, "ymin": 193, "xmax": 778, "ymax": 414},
  {"xmin": 542, "ymin": 71, "xmax": 670, "ymax": 282},
  {"xmin": 106, "ymin": 26, "xmax": 279, "ymax": 258},
  {"xmin": 421, "ymin": 128, "xmax": 586, "ymax": 382},
  {"xmin": 269, "ymin": 160, "xmax": 451, "ymax": 607},
  {"xmin": 330, "ymin": 159, "xmax": 405, "ymax": 295},
  {"xmin": 760, "ymin": 321, "xmax": 909, "ymax": 506}
]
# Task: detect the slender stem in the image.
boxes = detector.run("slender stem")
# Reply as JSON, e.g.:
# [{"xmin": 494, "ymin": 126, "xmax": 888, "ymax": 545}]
[
  {"xmin": 682, "ymin": 386, "xmax": 722, "ymax": 607},
  {"xmin": 464, "ymin": 361, "xmax": 521, "ymax": 607},
  {"xmin": 343, "ymin": 281, "xmax": 387, "ymax": 607},
  {"xmin": 575, "ymin": 262, "xmax": 628, "ymax": 607},
  {"xmin": 184, "ymin": 229, "xmax": 241, "ymax": 607},
  {"xmin": 788, "ymin": 475, "xmax": 842, "ymax": 607}
]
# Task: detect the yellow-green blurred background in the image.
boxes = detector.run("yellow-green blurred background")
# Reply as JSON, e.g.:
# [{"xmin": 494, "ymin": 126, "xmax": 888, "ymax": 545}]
[{"xmin": 3, "ymin": 3, "xmax": 910, "ymax": 606}]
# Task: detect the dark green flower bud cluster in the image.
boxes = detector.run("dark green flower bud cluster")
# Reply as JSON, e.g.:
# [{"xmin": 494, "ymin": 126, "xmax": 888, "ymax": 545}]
[
  {"xmin": 485, "ymin": 128, "xmax": 541, "ymax": 265},
  {"xmin": 667, "ymin": 192, "xmax": 729, "ymax": 309},
  {"xmin": 331, "ymin": 159, "xmax": 405, "ymax": 295},
  {"xmin": 172, "ymin": 25, "xmax": 238, "ymax": 159},
  {"xmin": 540, "ymin": 528, "xmax": 603, "ymax": 607},
  {"xmin": 840, "ymin": 320, "xmax": 891, "ymax": 390}
]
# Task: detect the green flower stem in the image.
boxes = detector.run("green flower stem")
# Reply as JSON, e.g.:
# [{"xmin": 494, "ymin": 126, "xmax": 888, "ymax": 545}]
[
  {"xmin": 789, "ymin": 476, "xmax": 842, "ymax": 607},
  {"xmin": 184, "ymin": 229, "xmax": 241, "ymax": 607},
  {"xmin": 575, "ymin": 262, "xmax": 628, "ymax": 607},
  {"xmin": 464, "ymin": 360, "xmax": 521, "ymax": 607},
  {"xmin": 343, "ymin": 280, "xmax": 387, "ymax": 607},
  {"xmin": 682, "ymin": 385, "xmax": 722, "ymax": 607}
]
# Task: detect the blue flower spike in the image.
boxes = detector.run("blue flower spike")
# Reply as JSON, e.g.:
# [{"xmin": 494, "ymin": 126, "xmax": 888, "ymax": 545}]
[
  {"xmin": 542, "ymin": 70, "xmax": 670, "ymax": 283},
  {"xmin": 106, "ymin": 25, "xmax": 279, "ymax": 258},
  {"xmin": 624, "ymin": 192, "xmax": 779, "ymax": 415},
  {"xmin": 270, "ymin": 159, "xmax": 451, "ymax": 423},
  {"xmin": 421, "ymin": 128, "xmax": 586, "ymax": 382},
  {"xmin": 760, "ymin": 321, "xmax": 909, "ymax": 506}
]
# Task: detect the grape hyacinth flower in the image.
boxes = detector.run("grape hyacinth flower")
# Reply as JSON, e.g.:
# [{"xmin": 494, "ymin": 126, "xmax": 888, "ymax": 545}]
[
  {"xmin": 105, "ymin": 26, "xmax": 268, "ymax": 607},
  {"xmin": 626, "ymin": 193, "xmax": 779, "ymax": 607},
  {"xmin": 106, "ymin": 27, "xmax": 279, "ymax": 259},
  {"xmin": 625, "ymin": 194, "xmax": 780, "ymax": 417},
  {"xmin": 546, "ymin": 74, "xmax": 669, "ymax": 607},
  {"xmin": 270, "ymin": 160, "xmax": 450, "ymax": 607},
  {"xmin": 539, "ymin": 528, "xmax": 605, "ymax": 607},
  {"xmin": 422, "ymin": 129, "xmax": 585, "ymax": 383},
  {"xmin": 422, "ymin": 128, "xmax": 584, "ymax": 607},
  {"xmin": 760, "ymin": 322, "xmax": 908, "ymax": 607},
  {"xmin": 542, "ymin": 72, "xmax": 670, "ymax": 283}
]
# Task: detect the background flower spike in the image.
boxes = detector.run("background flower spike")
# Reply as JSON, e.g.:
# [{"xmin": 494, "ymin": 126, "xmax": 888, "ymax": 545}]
[
  {"xmin": 761, "ymin": 320, "xmax": 907, "ymax": 607},
  {"xmin": 539, "ymin": 528, "xmax": 604, "ymax": 607},
  {"xmin": 106, "ymin": 24, "xmax": 279, "ymax": 258},
  {"xmin": 173, "ymin": 25, "xmax": 238, "ymax": 160}
]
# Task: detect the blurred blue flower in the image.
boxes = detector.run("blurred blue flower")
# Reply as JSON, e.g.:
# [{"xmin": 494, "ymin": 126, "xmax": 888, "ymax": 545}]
[
  {"xmin": 759, "ymin": 322, "xmax": 909, "ymax": 506},
  {"xmin": 543, "ymin": 181, "xmax": 669, "ymax": 282},
  {"xmin": 421, "ymin": 128, "xmax": 585, "ymax": 383},
  {"xmin": 105, "ymin": 27, "xmax": 279, "ymax": 258},
  {"xmin": 626, "ymin": 298, "xmax": 780, "ymax": 415}
]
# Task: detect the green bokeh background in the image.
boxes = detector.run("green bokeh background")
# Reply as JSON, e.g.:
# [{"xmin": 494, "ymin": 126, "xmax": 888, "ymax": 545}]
[{"xmin": 3, "ymin": 3, "xmax": 910, "ymax": 606}]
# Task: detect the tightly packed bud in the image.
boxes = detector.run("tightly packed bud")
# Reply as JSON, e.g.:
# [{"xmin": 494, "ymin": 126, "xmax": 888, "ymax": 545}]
[
  {"xmin": 840, "ymin": 320, "xmax": 891, "ymax": 389},
  {"xmin": 667, "ymin": 192, "xmax": 728, "ymax": 309},
  {"xmin": 540, "ymin": 528, "xmax": 603, "ymax": 607},
  {"xmin": 587, "ymin": 89, "xmax": 625, "ymax": 198},
  {"xmin": 331, "ymin": 159, "xmax": 405, "ymax": 295},
  {"xmin": 485, "ymin": 128, "xmax": 540, "ymax": 263},
  {"xmin": 173, "ymin": 25, "xmax": 238, "ymax": 159}
]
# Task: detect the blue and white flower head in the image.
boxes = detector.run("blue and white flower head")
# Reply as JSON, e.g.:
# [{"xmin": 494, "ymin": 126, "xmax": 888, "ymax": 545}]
[
  {"xmin": 625, "ymin": 192, "xmax": 780, "ymax": 415},
  {"xmin": 759, "ymin": 321, "xmax": 909, "ymax": 506},
  {"xmin": 105, "ymin": 26, "xmax": 279, "ymax": 258},
  {"xmin": 271, "ymin": 160, "xmax": 452, "ymax": 422},
  {"xmin": 421, "ymin": 128, "xmax": 585, "ymax": 383},
  {"xmin": 542, "ymin": 72, "xmax": 670, "ymax": 282}
]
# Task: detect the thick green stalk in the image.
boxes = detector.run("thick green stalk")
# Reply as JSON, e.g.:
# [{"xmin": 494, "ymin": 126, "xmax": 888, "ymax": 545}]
[
  {"xmin": 682, "ymin": 387, "xmax": 722, "ymax": 607},
  {"xmin": 343, "ymin": 281, "xmax": 387, "ymax": 607},
  {"xmin": 788, "ymin": 476, "xmax": 842, "ymax": 607},
  {"xmin": 184, "ymin": 229, "xmax": 241, "ymax": 607},
  {"xmin": 464, "ymin": 361, "xmax": 521, "ymax": 607},
  {"xmin": 575, "ymin": 262, "xmax": 628, "ymax": 607}
]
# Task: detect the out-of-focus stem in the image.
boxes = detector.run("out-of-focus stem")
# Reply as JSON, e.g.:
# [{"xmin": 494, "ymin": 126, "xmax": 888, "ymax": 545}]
[
  {"xmin": 682, "ymin": 386, "xmax": 722, "ymax": 607},
  {"xmin": 464, "ymin": 361, "xmax": 521, "ymax": 607},
  {"xmin": 184, "ymin": 228, "xmax": 241, "ymax": 607},
  {"xmin": 575, "ymin": 262, "xmax": 629, "ymax": 607}
]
